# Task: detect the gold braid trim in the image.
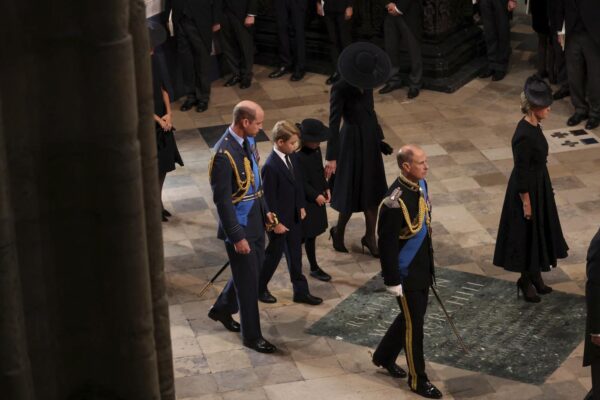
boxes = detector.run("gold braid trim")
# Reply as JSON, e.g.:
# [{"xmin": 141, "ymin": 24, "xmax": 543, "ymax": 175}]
[
  {"xmin": 398, "ymin": 195, "xmax": 430, "ymax": 239},
  {"xmin": 208, "ymin": 151, "xmax": 255, "ymax": 204}
]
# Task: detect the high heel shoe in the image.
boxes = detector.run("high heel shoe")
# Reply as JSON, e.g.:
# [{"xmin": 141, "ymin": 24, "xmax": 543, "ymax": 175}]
[
  {"xmin": 329, "ymin": 227, "xmax": 348, "ymax": 253},
  {"xmin": 516, "ymin": 278, "xmax": 541, "ymax": 303},
  {"xmin": 531, "ymin": 274, "xmax": 553, "ymax": 295},
  {"xmin": 361, "ymin": 236, "xmax": 379, "ymax": 258}
]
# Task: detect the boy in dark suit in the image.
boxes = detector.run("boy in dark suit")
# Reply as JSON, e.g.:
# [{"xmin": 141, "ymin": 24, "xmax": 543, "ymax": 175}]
[{"xmin": 258, "ymin": 120, "xmax": 323, "ymax": 306}]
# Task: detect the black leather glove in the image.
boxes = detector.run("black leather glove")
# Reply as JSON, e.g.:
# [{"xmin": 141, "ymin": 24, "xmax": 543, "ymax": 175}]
[{"xmin": 380, "ymin": 141, "xmax": 393, "ymax": 155}]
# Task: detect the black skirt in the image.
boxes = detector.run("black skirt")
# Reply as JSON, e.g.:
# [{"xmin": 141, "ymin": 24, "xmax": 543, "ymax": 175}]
[{"xmin": 156, "ymin": 126, "xmax": 184, "ymax": 174}]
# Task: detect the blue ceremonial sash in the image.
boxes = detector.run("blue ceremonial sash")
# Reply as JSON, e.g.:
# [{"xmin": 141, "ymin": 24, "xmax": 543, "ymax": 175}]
[
  {"xmin": 233, "ymin": 136, "xmax": 260, "ymax": 227},
  {"xmin": 397, "ymin": 179, "xmax": 429, "ymax": 280}
]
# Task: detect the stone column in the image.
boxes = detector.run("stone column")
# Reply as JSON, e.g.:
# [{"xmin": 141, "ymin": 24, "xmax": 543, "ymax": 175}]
[{"xmin": 0, "ymin": 0, "xmax": 174, "ymax": 398}]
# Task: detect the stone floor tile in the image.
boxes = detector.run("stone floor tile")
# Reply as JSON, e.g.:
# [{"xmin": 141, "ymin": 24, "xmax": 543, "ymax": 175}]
[
  {"xmin": 196, "ymin": 331, "xmax": 245, "ymax": 355},
  {"xmin": 174, "ymin": 355, "xmax": 210, "ymax": 378},
  {"xmin": 295, "ymin": 355, "xmax": 346, "ymax": 380},
  {"xmin": 213, "ymin": 367, "xmax": 262, "ymax": 392},
  {"xmin": 175, "ymin": 374, "xmax": 219, "ymax": 398},
  {"xmin": 221, "ymin": 387, "xmax": 268, "ymax": 400},
  {"xmin": 206, "ymin": 349, "xmax": 252, "ymax": 373}
]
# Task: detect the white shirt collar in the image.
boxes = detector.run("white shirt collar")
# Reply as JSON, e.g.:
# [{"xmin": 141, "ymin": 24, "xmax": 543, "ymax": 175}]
[
  {"xmin": 273, "ymin": 146, "xmax": 288, "ymax": 163},
  {"xmin": 228, "ymin": 127, "xmax": 245, "ymax": 147}
]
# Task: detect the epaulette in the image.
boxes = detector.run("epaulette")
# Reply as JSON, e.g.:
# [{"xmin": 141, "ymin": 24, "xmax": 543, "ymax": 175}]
[{"xmin": 382, "ymin": 187, "xmax": 402, "ymax": 208}]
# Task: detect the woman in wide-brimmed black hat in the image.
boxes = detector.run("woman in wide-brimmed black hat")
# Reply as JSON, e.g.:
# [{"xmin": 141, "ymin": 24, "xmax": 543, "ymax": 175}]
[
  {"xmin": 324, "ymin": 42, "xmax": 394, "ymax": 257},
  {"xmin": 494, "ymin": 75, "xmax": 569, "ymax": 302}
]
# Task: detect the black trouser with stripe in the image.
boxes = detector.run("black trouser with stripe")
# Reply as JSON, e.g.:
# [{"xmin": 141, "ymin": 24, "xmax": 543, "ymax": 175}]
[{"xmin": 373, "ymin": 288, "xmax": 429, "ymax": 390}]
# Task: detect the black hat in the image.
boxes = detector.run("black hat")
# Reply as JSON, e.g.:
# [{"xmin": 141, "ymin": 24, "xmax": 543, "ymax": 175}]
[
  {"xmin": 337, "ymin": 42, "xmax": 392, "ymax": 90},
  {"xmin": 147, "ymin": 20, "xmax": 167, "ymax": 49},
  {"xmin": 298, "ymin": 119, "xmax": 330, "ymax": 142},
  {"xmin": 524, "ymin": 75, "xmax": 553, "ymax": 108}
]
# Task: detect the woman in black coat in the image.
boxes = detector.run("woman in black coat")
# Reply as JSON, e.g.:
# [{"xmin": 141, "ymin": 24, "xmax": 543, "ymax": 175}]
[
  {"xmin": 297, "ymin": 119, "xmax": 332, "ymax": 281},
  {"xmin": 493, "ymin": 76, "xmax": 568, "ymax": 302},
  {"xmin": 324, "ymin": 42, "xmax": 393, "ymax": 257},
  {"xmin": 149, "ymin": 22, "xmax": 184, "ymax": 221}
]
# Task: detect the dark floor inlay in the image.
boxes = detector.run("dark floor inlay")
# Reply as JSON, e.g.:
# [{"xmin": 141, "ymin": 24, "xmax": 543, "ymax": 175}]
[
  {"xmin": 307, "ymin": 268, "xmax": 585, "ymax": 385},
  {"xmin": 198, "ymin": 124, "xmax": 269, "ymax": 148}
]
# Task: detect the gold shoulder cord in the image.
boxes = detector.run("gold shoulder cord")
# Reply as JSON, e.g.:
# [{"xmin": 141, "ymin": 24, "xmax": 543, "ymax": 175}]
[
  {"xmin": 208, "ymin": 151, "xmax": 255, "ymax": 204},
  {"xmin": 375, "ymin": 177, "xmax": 431, "ymax": 240}
]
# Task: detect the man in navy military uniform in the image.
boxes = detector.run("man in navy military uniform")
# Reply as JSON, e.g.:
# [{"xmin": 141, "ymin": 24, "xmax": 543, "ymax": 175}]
[
  {"xmin": 207, "ymin": 100, "xmax": 277, "ymax": 353},
  {"xmin": 372, "ymin": 144, "xmax": 442, "ymax": 399}
]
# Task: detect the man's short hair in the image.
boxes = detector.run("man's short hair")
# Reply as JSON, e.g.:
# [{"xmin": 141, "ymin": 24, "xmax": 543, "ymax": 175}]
[
  {"xmin": 272, "ymin": 120, "xmax": 300, "ymax": 142},
  {"xmin": 233, "ymin": 105, "xmax": 256, "ymax": 125},
  {"xmin": 397, "ymin": 147, "xmax": 415, "ymax": 169}
]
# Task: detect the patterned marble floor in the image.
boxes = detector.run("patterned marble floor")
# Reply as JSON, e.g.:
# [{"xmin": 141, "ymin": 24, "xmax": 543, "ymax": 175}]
[{"xmin": 162, "ymin": 14, "xmax": 600, "ymax": 400}]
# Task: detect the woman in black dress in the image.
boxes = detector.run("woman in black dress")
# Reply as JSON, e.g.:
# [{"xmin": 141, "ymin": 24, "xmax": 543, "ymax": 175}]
[
  {"xmin": 493, "ymin": 75, "xmax": 568, "ymax": 302},
  {"xmin": 324, "ymin": 42, "xmax": 393, "ymax": 257},
  {"xmin": 297, "ymin": 119, "xmax": 332, "ymax": 281},
  {"xmin": 149, "ymin": 21, "xmax": 184, "ymax": 222}
]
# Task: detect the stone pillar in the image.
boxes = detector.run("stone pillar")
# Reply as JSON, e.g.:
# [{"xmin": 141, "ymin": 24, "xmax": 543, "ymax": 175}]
[{"xmin": 0, "ymin": 0, "xmax": 174, "ymax": 398}]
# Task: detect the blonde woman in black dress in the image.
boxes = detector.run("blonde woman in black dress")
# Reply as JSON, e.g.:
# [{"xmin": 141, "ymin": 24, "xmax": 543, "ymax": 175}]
[{"xmin": 493, "ymin": 75, "xmax": 569, "ymax": 302}]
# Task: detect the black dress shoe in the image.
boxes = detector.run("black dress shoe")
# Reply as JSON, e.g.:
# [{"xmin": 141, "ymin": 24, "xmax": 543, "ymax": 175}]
[
  {"xmin": 243, "ymin": 337, "xmax": 277, "ymax": 353},
  {"xmin": 196, "ymin": 101, "xmax": 208, "ymax": 113},
  {"xmin": 269, "ymin": 66, "xmax": 290, "ymax": 79},
  {"xmin": 492, "ymin": 71, "xmax": 506, "ymax": 81},
  {"xmin": 407, "ymin": 87, "xmax": 420, "ymax": 99},
  {"xmin": 478, "ymin": 68, "xmax": 493, "ymax": 78},
  {"xmin": 208, "ymin": 308, "xmax": 241, "ymax": 332},
  {"xmin": 239, "ymin": 78, "xmax": 252, "ymax": 89},
  {"xmin": 412, "ymin": 380, "xmax": 443, "ymax": 399},
  {"xmin": 290, "ymin": 70, "xmax": 306, "ymax": 81},
  {"xmin": 552, "ymin": 86, "xmax": 570, "ymax": 100},
  {"xmin": 378, "ymin": 82, "xmax": 403, "ymax": 94},
  {"xmin": 162, "ymin": 214, "xmax": 168, "ymax": 222},
  {"xmin": 310, "ymin": 267, "xmax": 331, "ymax": 282},
  {"xmin": 293, "ymin": 293, "xmax": 323, "ymax": 305},
  {"xmin": 586, "ymin": 117, "xmax": 600, "ymax": 130},
  {"xmin": 162, "ymin": 209, "xmax": 172, "ymax": 217},
  {"xmin": 325, "ymin": 72, "xmax": 340, "ymax": 85},
  {"xmin": 180, "ymin": 98, "xmax": 197, "ymax": 111},
  {"xmin": 224, "ymin": 75, "xmax": 241, "ymax": 87},
  {"xmin": 258, "ymin": 290, "xmax": 277, "ymax": 304},
  {"xmin": 372, "ymin": 359, "xmax": 407, "ymax": 378},
  {"xmin": 567, "ymin": 112, "xmax": 588, "ymax": 126}
]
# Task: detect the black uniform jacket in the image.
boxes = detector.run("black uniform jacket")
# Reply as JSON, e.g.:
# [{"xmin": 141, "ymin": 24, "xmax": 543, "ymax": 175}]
[
  {"xmin": 317, "ymin": 0, "xmax": 353, "ymax": 13},
  {"xmin": 377, "ymin": 177, "xmax": 434, "ymax": 291},
  {"xmin": 223, "ymin": 0, "xmax": 258, "ymax": 20},
  {"xmin": 165, "ymin": 0, "xmax": 223, "ymax": 46},
  {"xmin": 555, "ymin": 0, "xmax": 600, "ymax": 46},
  {"xmin": 210, "ymin": 130, "xmax": 267, "ymax": 243},
  {"xmin": 261, "ymin": 151, "xmax": 307, "ymax": 228},
  {"xmin": 584, "ymin": 228, "xmax": 600, "ymax": 366}
]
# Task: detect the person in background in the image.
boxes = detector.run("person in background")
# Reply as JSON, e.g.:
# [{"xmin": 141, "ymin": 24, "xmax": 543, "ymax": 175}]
[
  {"xmin": 493, "ymin": 75, "xmax": 569, "ymax": 302},
  {"xmin": 297, "ymin": 118, "xmax": 332, "ymax": 282},
  {"xmin": 316, "ymin": 0, "xmax": 353, "ymax": 85},
  {"xmin": 165, "ymin": 0, "xmax": 222, "ymax": 112},
  {"xmin": 477, "ymin": 0, "xmax": 516, "ymax": 81},
  {"xmin": 149, "ymin": 21, "xmax": 184, "ymax": 222},
  {"xmin": 584, "ymin": 228, "xmax": 600, "ymax": 400},
  {"xmin": 220, "ymin": 0, "xmax": 257, "ymax": 89},
  {"xmin": 269, "ymin": 0, "xmax": 308, "ymax": 81},
  {"xmin": 258, "ymin": 121, "xmax": 323, "ymax": 306},
  {"xmin": 378, "ymin": 0, "xmax": 423, "ymax": 98}
]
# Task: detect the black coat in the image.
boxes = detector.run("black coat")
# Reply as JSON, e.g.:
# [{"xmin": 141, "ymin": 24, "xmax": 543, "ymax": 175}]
[
  {"xmin": 530, "ymin": 0, "xmax": 550, "ymax": 34},
  {"xmin": 297, "ymin": 146, "xmax": 329, "ymax": 238},
  {"xmin": 585, "ymin": 228, "xmax": 600, "ymax": 366},
  {"xmin": 261, "ymin": 151, "xmax": 307, "ymax": 228},
  {"xmin": 392, "ymin": 0, "xmax": 423, "ymax": 36},
  {"xmin": 326, "ymin": 79, "xmax": 388, "ymax": 213},
  {"xmin": 165, "ymin": 0, "xmax": 223, "ymax": 48},
  {"xmin": 223, "ymin": 0, "xmax": 258, "ymax": 20},
  {"xmin": 317, "ymin": 0, "xmax": 353, "ymax": 13},
  {"xmin": 555, "ymin": 0, "xmax": 600, "ymax": 46},
  {"xmin": 493, "ymin": 119, "xmax": 568, "ymax": 272}
]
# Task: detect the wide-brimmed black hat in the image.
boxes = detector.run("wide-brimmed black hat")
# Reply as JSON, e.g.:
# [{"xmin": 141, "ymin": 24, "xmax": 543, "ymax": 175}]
[
  {"xmin": 297, "ymin": 119, "xmax": 330, "ymax": 142},
  {"xmin": 337, "ymin": 42, "xmax": 392, "ymax": 90},
  {"xmin": 524, "ymin": 75, "xmax": 553, "ymax": 108},
  {"xmin": 147, "ymin": 20, "xmax": 167, "ymax": 49}
]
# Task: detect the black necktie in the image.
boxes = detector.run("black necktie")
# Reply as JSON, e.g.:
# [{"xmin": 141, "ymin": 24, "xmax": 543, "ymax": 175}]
[{"xmin": 285, "ymin": 155, "xmax": 294, "ymax": 177}]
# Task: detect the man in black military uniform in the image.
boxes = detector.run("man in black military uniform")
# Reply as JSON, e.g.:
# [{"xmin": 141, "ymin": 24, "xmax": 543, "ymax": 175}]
[
  {"xmin": 207, "ymin": 100, "xmax": 277, "ymax": 353},
  {"xmin": 378, "ymin": 0, "xmax": 423, "ymax": 98},
  {"xmin": 220, "ymin": 0, "xmax": 257, "ymax": 89},
  {"xmin": 165, "ymin": 0, "xmax": 222, "ymax": 113},
  {"xmin": 372, "ymin": 144, "xmax": 442, "ymax": 399},
  {"xmin": 584, "ymin": 228, "xmax": 600, "ymax": 400}
]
